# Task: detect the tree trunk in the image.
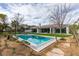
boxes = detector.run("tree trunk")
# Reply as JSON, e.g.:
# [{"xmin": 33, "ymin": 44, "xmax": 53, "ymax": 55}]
[
  {"xmin": 55, "ymin": 36, "xmax": 58, "ymax": 44},
  {"xmin": 73, "ymin": 32, "xmax": 79, "ymax": 46},
  {"xmin": 60, "ymin": 28, "xmax": 62, "ymax": 34},
  {"xmin": 76, "ymin": 36, "xmax": 79, "ymax": 46},
  {"xmin": 15, "ymin": 25, "xmax": 17, "ymax": 36}
]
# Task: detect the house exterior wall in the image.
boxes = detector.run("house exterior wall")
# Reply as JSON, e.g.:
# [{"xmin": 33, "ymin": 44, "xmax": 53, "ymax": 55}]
[
  {"xmin": 40, "ymin": 28, "xmax": 50, "ymax": 33},
  {"xmin": 31, "ymin": 26, "xmax": 69, "ymax": 34}
]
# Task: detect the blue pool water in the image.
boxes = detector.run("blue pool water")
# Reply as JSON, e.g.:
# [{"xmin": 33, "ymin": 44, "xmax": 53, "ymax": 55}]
[{"xmin": 17, "ymin": 35, "xmax": 52, "ymax": 45}]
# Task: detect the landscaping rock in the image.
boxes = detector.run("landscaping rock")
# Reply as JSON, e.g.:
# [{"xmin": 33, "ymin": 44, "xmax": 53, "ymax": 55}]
[
  {"xmin": 1, "ymin": 48, "xmax": 13, "ymax": 56},
  {"xmin": 7, "ymin": 41, "xmax": 20, "ymax": 48}
]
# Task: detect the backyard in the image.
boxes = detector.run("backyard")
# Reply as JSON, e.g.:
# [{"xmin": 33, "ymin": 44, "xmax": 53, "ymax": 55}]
[
  {"xmin": 0, "ymin": 33, "xmax": 79, "ymax": 56},
  {"xmin": 0, "ymin": 3, "xmax": 79, "ymax": 56}
]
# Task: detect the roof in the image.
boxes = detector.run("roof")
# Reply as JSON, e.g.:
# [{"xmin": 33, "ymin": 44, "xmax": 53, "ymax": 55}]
[
  {"xmin": 41, "ymin": 24, "xmax": 68, "ymax": 28},
  {"xmin": 31, "ymin": 24, "xmax": 69, "ymax": 29}
]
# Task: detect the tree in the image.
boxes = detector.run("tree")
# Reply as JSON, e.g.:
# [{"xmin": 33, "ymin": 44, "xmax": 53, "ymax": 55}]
[
  {"xmin": 0, "ymin": 14, "xmax": 8, "ymax": 32},
  {"xmin": 11, "ymin": 20, "xmax": 18, "ymax": 34},
  {"xmin": 48, "ymin": 4, "xmax": 72, "ymax": 33},
  {"xmin": 0, "ymin": 23, "xmax": 3, "ymax": 32},
  {"xmin": 69, "ymin": 19, "xmax": 79, "ymax": 46},
  {"xmin": 11, "ymin": 13, "xmax": 24, "ymax": 34}
]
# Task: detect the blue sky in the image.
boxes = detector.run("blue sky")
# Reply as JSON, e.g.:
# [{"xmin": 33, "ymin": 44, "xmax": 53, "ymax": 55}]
[{"xmin": 0, "ymin": 3, "xmax": 79, "ymax": 25}]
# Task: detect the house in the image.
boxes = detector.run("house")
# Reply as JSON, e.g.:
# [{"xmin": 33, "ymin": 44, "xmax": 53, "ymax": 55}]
[
  {"xmin": 31, "ymin": 24, "xmax": 69, "ymax": 34},
  {"xmin": 19, "ymin": 24, "xmax": 32, "ymax": 32}
]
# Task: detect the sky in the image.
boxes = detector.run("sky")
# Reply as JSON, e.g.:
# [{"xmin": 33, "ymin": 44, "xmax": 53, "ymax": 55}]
[{"xmin": 0, "ymin": 3, "xmax": 79, "ymax": 26}]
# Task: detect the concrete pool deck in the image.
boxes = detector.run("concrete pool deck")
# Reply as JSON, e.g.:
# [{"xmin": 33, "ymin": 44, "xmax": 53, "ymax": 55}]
[{"xmin": 28, "ymin": 38, "xmax": 56, "ymax": 52}]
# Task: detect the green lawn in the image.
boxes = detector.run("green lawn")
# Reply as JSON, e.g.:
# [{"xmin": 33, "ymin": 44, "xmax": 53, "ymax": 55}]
[
  {"xmin": 0, "ymin": 32, "xmax": 71, "ymax": 37},
  {"xmin": 0, "ymin": 32, "xmax": 21, "ymax": 36},
  {"xmin": 28, "ymin": 32, "xmax": 71, "ymax": 37}
]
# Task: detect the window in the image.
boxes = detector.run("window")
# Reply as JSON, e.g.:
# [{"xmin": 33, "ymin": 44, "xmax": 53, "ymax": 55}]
[
  {"xmin": 32, "ymin": 29, "xmax": 37, "ymax": 32},
  {"xmin": 55, "ymin": 27, "xmax": 66, "ymax": 33}
]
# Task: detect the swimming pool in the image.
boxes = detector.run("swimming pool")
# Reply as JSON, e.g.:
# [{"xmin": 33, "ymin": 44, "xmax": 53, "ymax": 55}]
[
  {"xmin": 18, "ymin": 35, "xmax": 52, "ymax": 45},
  {"xmin": 16, "ymin": 34, "xmax": 57, "ymax": 52}
]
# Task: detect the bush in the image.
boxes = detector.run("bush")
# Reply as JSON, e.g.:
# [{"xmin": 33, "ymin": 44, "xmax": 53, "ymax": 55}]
[
  {"xmin": 54, "ymin": 45, "xmax": 59, "ymax": 48},
  {"xmin": 22, "ymin": 41, "xmax": 30, "ymax": 45},
  {"xmin": 60, "ymin": 38, "xmax": 66, "ymax": 40},
  {"xmin": 2, "ymin": 32, "xmax": 9, "ymax": 37}
]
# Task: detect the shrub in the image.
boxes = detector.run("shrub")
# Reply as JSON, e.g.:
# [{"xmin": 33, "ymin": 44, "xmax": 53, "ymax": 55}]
[{"xmin": 60, "ymin": 38, "xmax": 66, "ymax": 40}]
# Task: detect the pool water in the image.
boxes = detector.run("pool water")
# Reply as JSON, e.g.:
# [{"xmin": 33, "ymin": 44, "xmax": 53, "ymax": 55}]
[{"xmin": 17, "ymin": 35, "xmax": 52, "ymax": 45}]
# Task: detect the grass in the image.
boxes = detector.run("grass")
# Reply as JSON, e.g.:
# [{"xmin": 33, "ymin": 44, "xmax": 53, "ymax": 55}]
[
  {"xmin": 0, "ymin": 32, "xmax": 21, "ymax": 35},
  {"xmin": 0, "ymin": 31, "xmax": 71, "ymax": 37},
  {"xmin": 27, "ymin": 32, "xmax": 71, "ymax": 37}
]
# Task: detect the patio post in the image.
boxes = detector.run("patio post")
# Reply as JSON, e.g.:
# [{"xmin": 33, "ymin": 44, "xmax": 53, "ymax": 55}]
[
  {"xmin": 37, "ymin": 28, "xmax": 39, "ymax": 33},
  {"xmin": 50, "ymin": 28, "xmax": 52, "ymax": 34},
  {"xmin": 66, "ymin": 26, "xmax": 69, "ymax": 34},
  {"xmin": 52, "ymin": 28, "xmax": 55, "ymax": 34}
]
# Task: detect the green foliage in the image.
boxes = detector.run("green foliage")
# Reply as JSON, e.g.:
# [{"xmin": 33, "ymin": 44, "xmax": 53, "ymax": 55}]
[
  {"xmin": 0, "ymin": 13, "xmax": 9, "ymax": 33},
  {"xmin": 11, "ymin": 20, "xmax": 19, "ymax": 27},
  {"xmin": 0, "ymin": 23, "xmax": 3, "ymax": 30},
  {"xmin": 0, "ymin": 14, "xmax": 6, "ymax": 19},
  {"xmin": 2, "ymin": 32, "xmax": 8, "ymax": 37},
  {"xmin": 60, "ymin": 38, "xmax": 66, "ymax": 40},
  {"xmin": 69, "ymin": 24, "xmax": 79, "ymax": 34},
  {"xmin": 22, "ymin": 41, "xmax": 30, "ymax": 45},
  {"xmin": 54, "ymin": 45, "xmax": 59, "ymax": 48}
]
